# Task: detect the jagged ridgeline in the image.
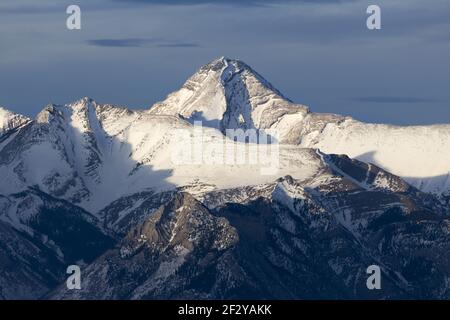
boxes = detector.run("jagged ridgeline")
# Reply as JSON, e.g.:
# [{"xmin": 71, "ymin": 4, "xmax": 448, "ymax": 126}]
[{"xmin": 1, "ymin": 57, "xmax": 450, "ymax": 299}]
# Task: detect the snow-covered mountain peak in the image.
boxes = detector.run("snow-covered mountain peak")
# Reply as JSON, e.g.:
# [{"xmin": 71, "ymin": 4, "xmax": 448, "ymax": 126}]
[
  {"xmin": 36, "ymin": 97, "xmax": 100, "ymax": 119},
  {"xmin": 216, "ymin": 57, "xmax": 287, "ymax": 97},
  {"xmin": 2, "ymin": 57, "xmax": 450, "ymax": 212},
  {"xmin": 66, "ymin": 96, "xmax": 94, "ymax": 109},
  {"xmin": 200, "ymin": 56, "xmax": 278, "ymax": 90},
  {"xmin": 34, "ymin": 98, "xmax": 128, "ymax": 131},
  {"xmin": 149, "ymin": 57, "xmax": 308, "ymax": 133},
  {"xmin": 35, "ymin": 104, "xmax": 64, "ymax": 124},
  {"xmin": 0, "ymin": 106, "xmax": 30, "ymax": 133},
  {"xmin": 0, "ymin": 106, "xmax": 12, "ymax": 115}
]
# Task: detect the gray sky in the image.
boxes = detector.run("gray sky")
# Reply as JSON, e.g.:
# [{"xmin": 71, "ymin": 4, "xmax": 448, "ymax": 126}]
[{"xmin": 1, "ymin": 0, "xmax": 449, "ymax": 125}]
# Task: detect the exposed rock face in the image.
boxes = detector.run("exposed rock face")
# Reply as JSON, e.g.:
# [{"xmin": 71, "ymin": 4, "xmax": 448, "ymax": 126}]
[
  {"xmin": 149, "ymin": 57, "xmax": 309, "ymax": 136},
  {"xmin": 51, "ymin": 180, "xmax": 450, "ymax": 299},
  {"xmin": 0, "ymin": 189, "xmax": 114, "ymax": 299},
  {"xmin": 1, "ymin": 58, "xmax": 450, "ymax": 299},
  {"xmin": 51, "ymin": 193, "xmax": 241, "ymax": 299}
]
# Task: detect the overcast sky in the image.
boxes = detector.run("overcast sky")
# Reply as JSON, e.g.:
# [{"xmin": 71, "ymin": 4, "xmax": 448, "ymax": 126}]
[{"xmin": 1, "ymin": 0, "xmax": 449, "ymax": 125}]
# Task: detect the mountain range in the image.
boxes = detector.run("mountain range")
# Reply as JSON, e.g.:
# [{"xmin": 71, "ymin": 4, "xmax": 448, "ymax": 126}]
[{"xmin": 1, "ymin": 57, "xmax": 450, "ymax": 299}]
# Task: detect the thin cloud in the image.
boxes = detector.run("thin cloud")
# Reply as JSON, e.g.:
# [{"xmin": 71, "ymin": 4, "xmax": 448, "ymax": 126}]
[
  {"xmin": 157, "ymin": 43, "xmax": 200, "ymax": 48},
  {"xmin": 111, "ymin": 0, "xmax": 351, "ymax": 6},
  {"xmin": 86, "ymin": 38, "xmax": 158, "ymax": 47},
  {"xmin": 86, "ymin": 38, "xmax": 200, "ymax": 48}
]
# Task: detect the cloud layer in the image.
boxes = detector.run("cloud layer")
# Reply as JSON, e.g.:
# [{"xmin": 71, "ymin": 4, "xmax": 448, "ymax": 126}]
[{"xmin": 86, "ymin": 38, "xmax": 200, "ymax": 48}]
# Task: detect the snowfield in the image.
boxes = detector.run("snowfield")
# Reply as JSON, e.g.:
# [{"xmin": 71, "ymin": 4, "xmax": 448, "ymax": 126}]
[
  {"xmin": 0, "ymin": 57, "xmax": 449, "ymax": 215},
  {"xmin": 1, "ymin": 57, "xmax": 450, "ymax": 300}
]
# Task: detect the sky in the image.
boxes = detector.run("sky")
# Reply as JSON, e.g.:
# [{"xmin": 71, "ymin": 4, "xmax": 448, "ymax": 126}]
[{"xmin": 0, "ymin": 0, "xmax": 449, "ymax": 125}]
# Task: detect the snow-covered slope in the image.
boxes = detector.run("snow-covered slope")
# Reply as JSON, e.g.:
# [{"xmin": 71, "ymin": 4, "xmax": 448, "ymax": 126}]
[
  {"xmin": 149, "ymin": 57, "xmax": 309, "ymax": 137},
  {"xmin": 148, "ymin": 57, "xmax": 450, "ymax": 196},
  {"xmin": 0, "ymin": 98, "xmax": 181, "ymax": 211},
  {"xmin": 0, "ymin": 97, "xmax": 317, "ymax": 213},
  {"xmin": 0, "ymin": 106, "xmax": 30, "ymax": 155},
  {"xmin": 52, "ymin": 176, "xmax": 450, "ymax": 300},
  {"xmin": 2, "ymin": 57, "xmax": 450, "ymax": 299},
  {"xmin": 0, "ymin": 57, "xmax": 449, "ymax": 214},
  {"xmin": 299, "ymin": 119, "xmax": 450, "ymax": 195},
  {"xmin": 0, "ymin": 106, "xmax": 29, "ymax": 134}
]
